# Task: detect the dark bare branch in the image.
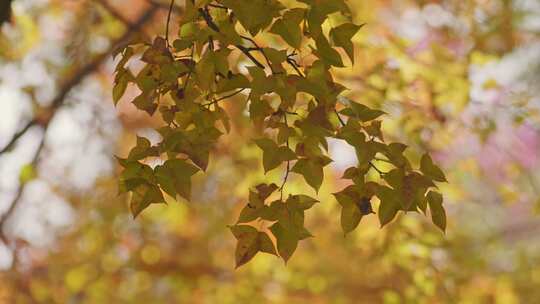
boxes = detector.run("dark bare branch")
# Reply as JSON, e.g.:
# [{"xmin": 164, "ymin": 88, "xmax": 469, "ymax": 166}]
[{"xmin": 0, "ymin": 4, "xmax": 160, "ymax": 248}]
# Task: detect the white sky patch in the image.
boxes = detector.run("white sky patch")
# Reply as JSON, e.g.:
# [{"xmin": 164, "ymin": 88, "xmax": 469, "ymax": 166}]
[
  {"xmin": 0, "ymin": 128, "xmax": 43, "ymax": 213},
  {"xmin": 0, "ymin": 86, "xmax": 33, "ymax": 147},
  {"xmin": 40, "ymin": 78, "xmax": 121, "ymax": 191},
  {"xmin": 0, "ymin": 243, "xmax": 14, "ymax": 270},
  {"xmin": 0, "ymin": 4, "xmax": 121, "ymax": 263},
  {"xmin": 469, "ymin": 42, "xmax": 540, "ymax": 106},
  {"xmin": 328, "ymin": 138, "xmax": 356, "ymax": 172},
  {"xmin": 4, "ymin": 180, "xmax": 74, "ymax": 247}
]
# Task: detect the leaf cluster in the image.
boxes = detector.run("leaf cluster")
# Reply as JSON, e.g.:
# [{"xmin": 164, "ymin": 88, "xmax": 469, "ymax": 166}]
[{"xmin": 112, "ymin": 0, "xmax": 447, "ymax": 267}]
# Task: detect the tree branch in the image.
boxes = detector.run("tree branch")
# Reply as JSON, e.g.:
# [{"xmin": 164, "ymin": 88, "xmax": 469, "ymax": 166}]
[
  {"xmin": 335, "ymin": 109, "xmax": 346, "ymax": 127},
  {"xmin": 279, "ymin": 114, "xmax": 291, "ymax": 201},
  {"xmin": 0, "ymin": 120, "xmax": 37, "ymax": 154},
  {"xmin": 198, "ymin": 7, "xmax": 266, "ymax": 69},
  {"xmin": 203, "ymin": 88, "xmax": 247, "ymax": 107},
  {"xmin": 0, "ymin": 4, "xmax": 160, "ymax": 248},
  {"xmin": 165, "ymin": 0, "xmax": 175, "ymax": 46}
]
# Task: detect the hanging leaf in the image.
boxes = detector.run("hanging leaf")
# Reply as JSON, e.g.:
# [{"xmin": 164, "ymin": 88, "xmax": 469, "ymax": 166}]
[
  {"xmin": 291, "ymin": 158, "xmax": 325, "ymax": 192},
  {"xmin": 334, "ymin": 188, "xmax": 362, "ymax": 234},
  {"xmin": 130, "ymin": 183, "xmax": 165, "ymax": 218},
  {"xmin": 112, "ymin": 0, "xmax": 449, "ymax": 267},
  {"xmin": 270, "ymin": 9, "xmax": 305, "ymax": 49},
  {"xmin": 377, "ymin": 186, "xmax": 400, "ymax": 227},
  {"xmin": 427, "ymin": 191, "xmax": 446, "ymax": 232},
  {"xmin": 270, "ymin": 222, "xmax": 299, "ymax": 263},
  {"xmin": 330, "ymin": 23, "xmax": 364, "ymax": 64},
  {"xmin": 230, "ymin": 225, "xmax": 277, "ymax": 268},
  {"xmin": 219, "ymin": 0, "xmax": 284, "ymax": 36},
  {"xmin": 154, "ymin": 159, "xmax": 200, "ymax": 201},
  {"xmin": 420, "ymin": 154, "xmax": 448, "ymax": 182},
  {"xmin": 254, "ymin": 138, "xmax": 297, "ymax": 173}
]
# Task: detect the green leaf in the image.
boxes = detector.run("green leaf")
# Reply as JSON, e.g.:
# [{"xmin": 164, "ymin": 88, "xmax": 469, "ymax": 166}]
[
  {"xmin": 291, "ymin": 158, "xmax": 324, "ymax": 192},
  {"xmin": 269, "ymin": 9, "xmax": 305, "ymax": 49},
  {"xmin": 155, "ymin": 159, "xmax": 199, "ymax": 201},
  {"xmin": 113, "ymin": 69, "xmax": 132, "ymax": 105},
  {"xmin": 114, "ymin": 46, "xmax": 134, "ymax": 71},
  {"xmin": 237, "ymin": 204, "xmax": 260, "ymax": 223},
  {"xmin": 195, "ymin": 51, "xmax": 216, "ymax": 92},
  {"xmin": 173, "ymin": 38, "xmax": 192, "ymax": 51},
  {"xmin": 301, "ymin": 0, "xmax": 350, "ymax": 38},
  {"xmin": 257, "ymin": 232, "xmax": 277, "ymax": 255},
  {"xmin": 383, "ymin": 143, "xmax": 410, "ymax": 169},
  {"xmin": 248, "ymin": 66, "xmax": 275, "ymax": 100},
  {"xmin": 312, "ymin": 35, "xmax": 344, "ymax": 67},
  {"xmin": 427, "ymin": 191, "xmax": 446, "ymax": 232},
  {"xmin": 141, "ymin": 37, "xmax": 171, "ymax": 65},
  {"xmin": 340, "ymin": 102, "xmax": 385, "ymax": 122},
  {"xmin": 330, "ymin": 23, "xmax": 363, "ymax": 64},
  {"xmin": 219, "ymin": 0, "xmax": 284, "ymax": 36},
  {"xmin": 334, "ymin": 190, "xmax": 362, "ymax": 234},
  {"xmin": 249, "ymin": 98, "xmax": 274, "ymax": 129},
  {"xmin": 270, "ymin": 222, "xmax": 298, "ymax": 263},
  {"xmin": 130, "ymin": 182, "xmax": 165, "ymax": 218},
  {"xmin": 237, "ymin": 184, "xmax": 279, "ymax": 223},
  {"xmin": 288, "ymin": 195, "xmax": 319, "ymax": 210},
  {"xmin": 19, "ymin": 163, "xmax": 36, "ymax": 184},
  {"xmin": 420, "ymin": 154, "xmax": 447, "ymax": 182},
  {"xmin": 118, "ymin": 160, "xmax": 156, "ymax": 194},
  {"xmin": 254, "ymin": 138, "xmax": 296, "ymax": 173},
  {"xmin": 342, "ymin": 167, "xmax": 359, "ymax": 179},
  {"xmin": 255, "ymin": 183, "xmax": 279, "ymax": 200},
  {"xmin": 377, "ymin": 186, "xmax": 400, "ymax": 227},
  {"xmin": 128, "ymin": 136, "xmax": 158, "ymax": 161},
  {"xmin": 216, "ymin": 74, "xmax": 250, "ymax": 94},
  {"xmin": 132, "ymin": 93, "xmax": 157, "ymax": 116},
  {"xmin": 230, "ymin": 225, "xmax": 277, "ymax": 268}
]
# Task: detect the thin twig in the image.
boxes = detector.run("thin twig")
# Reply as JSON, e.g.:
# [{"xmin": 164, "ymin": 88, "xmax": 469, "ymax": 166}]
[
  {"xmin": 239, "ymin": 35, "xmax": 275, "ymax": 74},
  {"xmin": 147, "ymin": 0, "xmax": 182, "ymax": 14},
  {"xmin": 279, "ymin": 114, "xmax": 291, "ymax": 201},
  {"xmin": 165, "ymin": 0, "xmax": 175, "ymax": 46},
  {"xmin": 182, "ymin": 46, "xmax": 195, "ymax": 90},
  {"xmin": 369, "ymin": 162, "xmax": 385, "ymax": 176},
  {"xmin": 234, "ymin": 45, "xmax": 266, "ymax": 69},
  {"xmin": 0, "ymin": 120, "xmax": 36, "ymax": 154},
  {"xmin": 208, "ymin": 3, "xmax": 228, "ymax": 10},
  {"xmin": 286, "ymin": 58, "xmax": 305, "ymax": 77},
  {"xmin": 198, "ymin": 7, "xmax": 266, "ymax": 69},
  {"xmin": 202, "ymin": 88, "xmax": 246, "ymax": 107},
  {"xmin": 335, "ymin": 109, "xmax": 346, "ymax": 127}
]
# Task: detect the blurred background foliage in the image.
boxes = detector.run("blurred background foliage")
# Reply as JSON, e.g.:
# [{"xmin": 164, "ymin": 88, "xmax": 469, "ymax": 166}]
[{"xmin": 0, "ymin": 0, "xmax": 539, "ymax": 303}]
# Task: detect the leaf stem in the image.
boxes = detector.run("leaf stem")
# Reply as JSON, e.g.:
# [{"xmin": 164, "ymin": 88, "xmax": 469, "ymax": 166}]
[
  {"xmin": 286, "ymin": 58, "xmax": 305, "ymax": 77},
  {"xmin": 198, "ymin": 7, "xmax": 266, "ymax": 69},
  {"xmin": 207, "ymin": 3, "xmax": 228, "ymax": 10},
  {"xmin": 239, "ymin": 35, "xmax": 275, "ymax": 74},
  {"xmin": 279, "ymin": 114, "xmax": 291, "ymax": 201},
  {"xmin": 334, "ymin": 109, "xmax": 346, "ymax": 127},
  {"xmin": 165, "ymin": 0, "xmax": 175, "ymax": 46},
  {"xmin": 369, "ymin": 162, "xmax": 385, "ymax": 176},
  {"xmin": 203, "ymin": 88, "xmax": 246, "ymax": 107}
]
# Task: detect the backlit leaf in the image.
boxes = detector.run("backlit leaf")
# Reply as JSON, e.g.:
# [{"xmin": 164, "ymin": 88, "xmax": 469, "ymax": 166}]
[
  {"xmin": 330, "ymin": 23, "xmax": 363, "ymax": 64},
  {"xmin": 270, "ymin": 222, "xmax": 298, "ymax": 263},
  {"xmin": 420, "ymin": 153, "xmax": 447, "ymax": 182},
  {"xmin": 291, "ymin": 158, "xmax": 324, "ymax": 192},
  {"xmin": 427, "ymin": 191, "xmax": 446, "ymax": 232},
  {"xmin": 255, "ymin": 138, "xmax": 296, "ymax": 173},
  {"xmin": 230, "ymin": 225, "xmax": 277, "ymax": 268}
]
